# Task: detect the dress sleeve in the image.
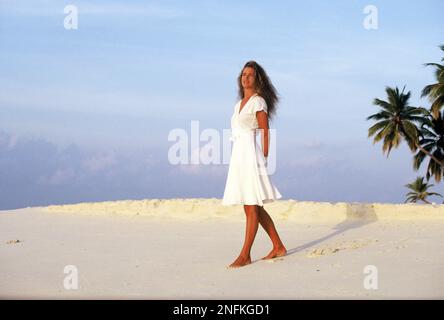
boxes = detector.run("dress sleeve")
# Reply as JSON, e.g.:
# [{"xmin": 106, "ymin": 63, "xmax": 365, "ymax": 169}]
[{"xmin": 252, "ymin": 96, "xmax": 268, "ymax": 113}]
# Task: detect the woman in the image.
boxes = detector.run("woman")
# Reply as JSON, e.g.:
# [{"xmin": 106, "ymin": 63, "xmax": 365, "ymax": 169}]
[{"xmin": 222, "ymin": 60, "xmax": 287, "ymax": 268}]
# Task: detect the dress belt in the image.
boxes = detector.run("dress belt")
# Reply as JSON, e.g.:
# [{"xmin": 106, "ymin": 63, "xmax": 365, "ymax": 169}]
[{"xmin": 229, "ymin": 129, "xmax": 256, "ymax": 142}]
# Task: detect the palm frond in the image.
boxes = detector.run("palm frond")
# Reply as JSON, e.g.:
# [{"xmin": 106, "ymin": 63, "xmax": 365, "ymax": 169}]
[
  {"xmin": 372, "ymin": 98, "xmax": 395, "ymax": 112},
  {"xmin": 373, "ymin": 121, "xmax": 394, "ymax": 144},
  {"xmin": 367, "ymin": 120, "xmax": 391, "ymax": 137},
  {"xmin": 366, "ymin": 110, "xmax": 393, "ymax": 121},
  {"xmin": 430, "ymin": 96, "xmax": 444, "ymax": 117}
]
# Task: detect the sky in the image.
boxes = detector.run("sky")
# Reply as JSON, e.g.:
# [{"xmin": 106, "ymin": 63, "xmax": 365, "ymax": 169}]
[{"xmin": 1, "ymin": 0, "xmax": 443, "ymax": 209}]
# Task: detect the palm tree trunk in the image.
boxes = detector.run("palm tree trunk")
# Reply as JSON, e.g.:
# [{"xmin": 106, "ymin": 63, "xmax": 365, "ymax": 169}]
[{"xmin": 414, "ymin": 141, "xmax": 444, "ymax": 167}]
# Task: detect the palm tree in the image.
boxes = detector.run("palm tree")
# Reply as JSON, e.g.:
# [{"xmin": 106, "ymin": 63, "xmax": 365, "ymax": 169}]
[
  {"xmin": 413, "ymin": 109, "xmax": 444, "ymax": 183},
  {"xmin": 367, "ymin": 86, "xmax": 444, "ymax": 167},
  {"xmin": 404, "ymin": 176, "xmax": 442, "ymax": 204},
  {"xmin": 421, "ymin": 45, "xmax": 444, "ymax": 118}
]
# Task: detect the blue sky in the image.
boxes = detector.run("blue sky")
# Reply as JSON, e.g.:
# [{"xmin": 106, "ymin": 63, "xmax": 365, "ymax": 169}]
[{"xmin": 1, "ymin": 0, "xmax": 443, "ymax": 209}]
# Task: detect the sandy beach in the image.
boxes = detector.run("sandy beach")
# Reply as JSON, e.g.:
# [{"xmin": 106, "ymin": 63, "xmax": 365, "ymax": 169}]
[{"xmin": 1, "ymin": 198, "xmax": 444, "ymax": 299}]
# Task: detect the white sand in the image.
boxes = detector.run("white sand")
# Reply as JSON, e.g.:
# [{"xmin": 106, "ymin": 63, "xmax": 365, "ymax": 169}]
[{"xmin": 1, "ymin": 198, "xmax": 444, "ymax": 299}]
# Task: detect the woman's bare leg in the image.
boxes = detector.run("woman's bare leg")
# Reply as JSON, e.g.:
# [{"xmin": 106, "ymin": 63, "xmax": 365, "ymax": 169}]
[
  {"xmin": 228, "ymin": 205, "xmax": 259, "ymax": 268},
  {"xmin": 257, "ymin": 206, "xmax": 287, "ymax": 259}
]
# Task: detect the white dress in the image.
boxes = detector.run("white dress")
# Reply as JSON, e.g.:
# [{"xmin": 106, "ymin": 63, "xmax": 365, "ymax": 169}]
[{"xmin": 222, "ymin": 93, "xmax": 282, "ymax": 206}]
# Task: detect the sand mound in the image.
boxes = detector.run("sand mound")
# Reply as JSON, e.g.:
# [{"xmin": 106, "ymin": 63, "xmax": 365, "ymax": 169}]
[{"xmin": 40, "ymin": 198, "xmax": 444, "ymax": 222}]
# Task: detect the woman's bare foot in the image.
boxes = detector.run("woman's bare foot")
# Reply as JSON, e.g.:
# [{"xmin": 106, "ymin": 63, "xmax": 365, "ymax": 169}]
[
  {"xmin": 261, "ymin": 246, "xmax": 287, "ymax": 260},
  {"xmin": 227, "ymin": 255, "xmax": 252, "ymax": 268}
]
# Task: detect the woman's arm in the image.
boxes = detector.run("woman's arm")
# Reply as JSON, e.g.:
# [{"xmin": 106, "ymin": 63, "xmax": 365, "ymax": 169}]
[{"xmin": 256, "ymin": 110, "xmax": 269, "ymax": 158}]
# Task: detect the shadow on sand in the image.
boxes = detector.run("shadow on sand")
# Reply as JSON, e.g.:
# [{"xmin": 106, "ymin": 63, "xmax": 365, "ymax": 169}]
[{"xmin": 283, "ymin": 203, "xmax": 378, "ymax": 257}]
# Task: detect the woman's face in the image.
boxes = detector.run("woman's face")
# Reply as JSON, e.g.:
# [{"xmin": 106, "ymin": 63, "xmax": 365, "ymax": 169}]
[{"xmin": 241, "ymin": 66, "xmax": 256, "ymax": 91}]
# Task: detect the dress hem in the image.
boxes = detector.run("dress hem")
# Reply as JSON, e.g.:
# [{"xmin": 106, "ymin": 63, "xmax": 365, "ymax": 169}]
[{"xmin": 221, "ymin": 196, "xmax": 282, "ymax": 206}]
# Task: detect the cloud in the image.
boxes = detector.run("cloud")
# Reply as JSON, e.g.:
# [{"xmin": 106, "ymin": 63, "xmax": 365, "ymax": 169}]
[
  {"xmin": 287, "ymin": 154, "xmax": 326, "ymax": 168},
  {"xmin": 302, "ymin": 139, "xmax": 323, "ymax": 149},
  {"xmin": 0, "ymin": 129, "xmax": 163, "ymax": 209},
  {"xmin": 38, "ymin": 167, "xmax": 76, "ymax": 186},
  {"xmin": 0, "ymin": 130, "xmax": 17, "ymax": 149},
  {"xmin": 83, "ymin": 152, "xmax": 118, "ymax": 173}
]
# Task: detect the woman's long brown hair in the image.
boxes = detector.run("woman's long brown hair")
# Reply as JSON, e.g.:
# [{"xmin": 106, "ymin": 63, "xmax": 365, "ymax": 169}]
[{"xmin": 237, "ymin": 60, "xmax": 279, "ymax": 121}]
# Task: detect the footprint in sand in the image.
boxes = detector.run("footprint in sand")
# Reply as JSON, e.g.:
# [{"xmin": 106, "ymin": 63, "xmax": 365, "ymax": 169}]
[
  {"xmin": 265, "ymin": 257, "xmax": 285, "ymax": 263},
  {"xmin": 6, "ymin": 239, "xmax": 22, "ymax": 245},
  {"xmin": 306, "ymin": 239, "xmax": 377, "ymax": 258}
]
